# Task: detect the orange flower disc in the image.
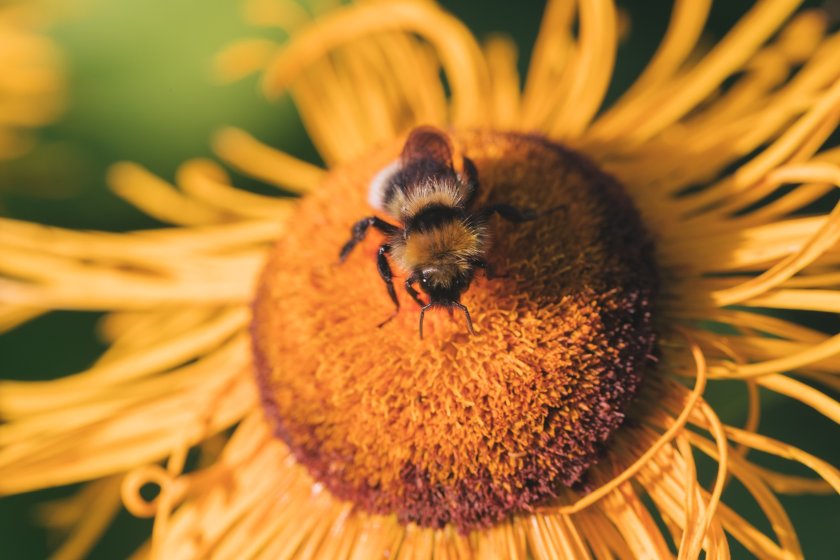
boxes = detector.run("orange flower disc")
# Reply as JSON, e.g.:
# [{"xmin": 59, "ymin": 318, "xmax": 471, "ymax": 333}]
[{"xmin": 252, "ymin": 130, "xmax": 658, "ymax": 531}]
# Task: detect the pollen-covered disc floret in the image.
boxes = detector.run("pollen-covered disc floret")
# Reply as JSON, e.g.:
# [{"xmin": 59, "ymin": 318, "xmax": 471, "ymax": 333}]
[{"xmin": 252, "ymin": 131, "xmax": 658, "ymax": 531}]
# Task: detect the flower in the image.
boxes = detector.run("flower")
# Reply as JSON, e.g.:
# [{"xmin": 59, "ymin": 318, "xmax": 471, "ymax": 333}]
[
  {"xmin": 0, "ymin": 1, "xmax": 64, "ymax": 160},
  {"xmin": 2, "ymin": 0, "xmax": 840, "ymax": 558}
]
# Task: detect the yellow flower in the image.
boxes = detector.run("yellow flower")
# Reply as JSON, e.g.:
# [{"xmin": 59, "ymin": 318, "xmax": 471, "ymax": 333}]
[
  {"xmin": 0, "ymin": 1, "xmax": 65, "ymax": 160},
  {"xmin": 2, "ymin": 0, "xmax": 840, "ymax": 558}
]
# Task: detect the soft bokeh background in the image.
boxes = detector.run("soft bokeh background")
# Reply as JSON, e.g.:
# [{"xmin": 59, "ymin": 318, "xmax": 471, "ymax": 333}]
[{"xmin": 1, "ymin": 0, "xmax": 837, "ymax": 558}]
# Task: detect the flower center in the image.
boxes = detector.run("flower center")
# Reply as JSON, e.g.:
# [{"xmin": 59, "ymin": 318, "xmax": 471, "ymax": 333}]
[{"xmin": 251, "ymin": 130, "xmax": 658, "ymax": 531}]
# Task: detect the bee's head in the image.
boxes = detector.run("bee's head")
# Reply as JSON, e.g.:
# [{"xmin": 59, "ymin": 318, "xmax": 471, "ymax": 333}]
[
  {"xmin": 416, "ymin": 267, "xmax": 476, "ymax": 339},
  {"xmin": 418, "ymin": 266, "xmax": 473, "ymax": 304}
]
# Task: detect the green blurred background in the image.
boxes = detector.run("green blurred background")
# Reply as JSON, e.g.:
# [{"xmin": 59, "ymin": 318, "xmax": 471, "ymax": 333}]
[{"xmin": 1, "ymin": 0, "xmax": 838, "ymax": 558}]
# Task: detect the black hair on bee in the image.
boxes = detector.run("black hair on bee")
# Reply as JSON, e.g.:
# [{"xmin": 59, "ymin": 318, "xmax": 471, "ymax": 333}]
[{"xmin": 339, "ymin": 126, "xmax": 541, "ymax": 338}]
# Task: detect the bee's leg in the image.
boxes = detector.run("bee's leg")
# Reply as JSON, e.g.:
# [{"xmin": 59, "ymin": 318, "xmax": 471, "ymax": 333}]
[
  {"xmin": 480, "ymin": 203, "xmax": 568, "ymax": 223},
  {"xmin": 376, "ymin": 244, "xmax": 400, "ymax": 328},
  {"xmin": 478, "ymin": 204, "xmax": 539, "ymax": 223},
  {"xmin": 404, "ymin": 271, "xmax": 426, "ymax": 307},
  {"xmin": 339, "ymin": 216, "xmax": 400, "ymax": 262}
]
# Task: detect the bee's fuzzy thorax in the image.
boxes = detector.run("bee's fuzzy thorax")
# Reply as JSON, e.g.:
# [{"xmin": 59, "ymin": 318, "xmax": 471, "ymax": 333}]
[{"xmin": 391, "ymin": 217, "xmax": 487, "ymax": 276}]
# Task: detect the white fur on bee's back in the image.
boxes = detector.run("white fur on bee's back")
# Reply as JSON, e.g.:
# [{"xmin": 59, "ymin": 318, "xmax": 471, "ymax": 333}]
[{"xmin": 367, "ymin": 160, "xmax": 401, "ymax": 211}]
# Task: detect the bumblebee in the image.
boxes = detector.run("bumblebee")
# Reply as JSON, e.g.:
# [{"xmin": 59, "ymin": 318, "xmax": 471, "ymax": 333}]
[{"xmin": 339, "ymin": 126, "xmax": 539, "ymax": 338}]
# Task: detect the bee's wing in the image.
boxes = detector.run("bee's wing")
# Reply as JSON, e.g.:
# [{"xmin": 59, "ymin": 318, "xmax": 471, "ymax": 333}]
[{"xmin": 401, "ymin": 126, "xmax": 454, "ymax": 169}]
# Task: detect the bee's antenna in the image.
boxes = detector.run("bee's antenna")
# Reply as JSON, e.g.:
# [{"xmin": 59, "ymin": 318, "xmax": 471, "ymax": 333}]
[
  {"xmin": 419, "ymin": 303, "xmax": 433, "ymax": 339},
  {"xmin": 453, "ymin": 302, "xmax": 475, "ymax": 335}
]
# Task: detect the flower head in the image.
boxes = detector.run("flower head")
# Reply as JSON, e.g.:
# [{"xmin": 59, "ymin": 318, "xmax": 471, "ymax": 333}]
[
  {"xmin": 252, "ymin": 128, "xmax": 659, "ymax": 531},
  {"xmin": 2, "ymin": 1, "xmax": 840, "ymax": 559}
]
